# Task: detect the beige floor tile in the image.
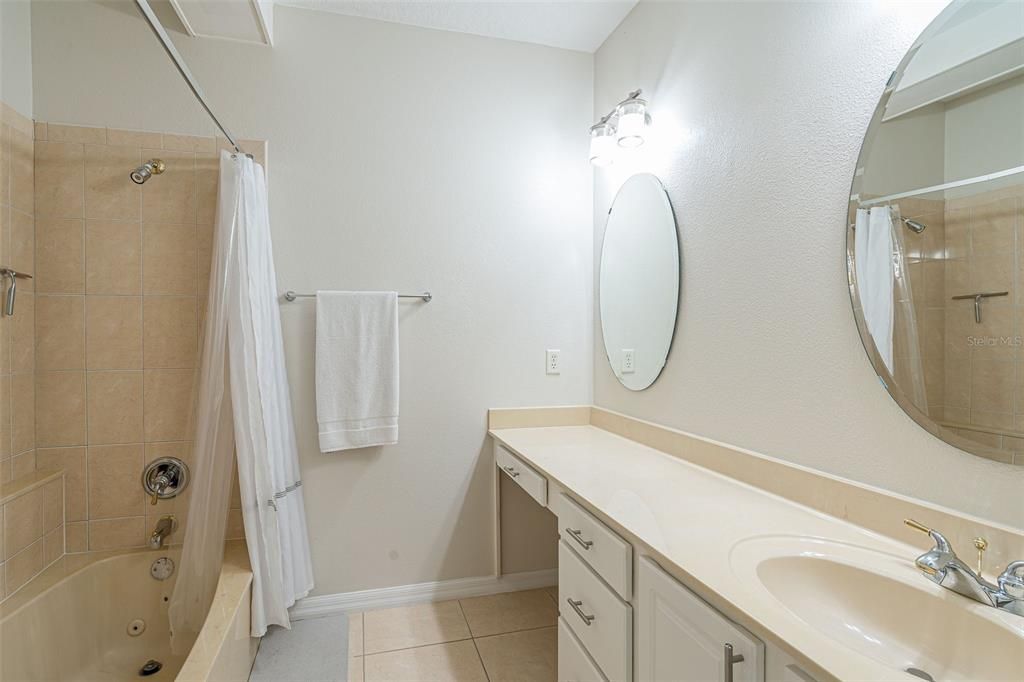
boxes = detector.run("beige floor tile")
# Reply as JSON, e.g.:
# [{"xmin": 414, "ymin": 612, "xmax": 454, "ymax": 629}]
[
  {"xmin": 348, "ymin": 656, "xmax": 364, "ymax": 682},
  {"xmin": 363, "ymin": 600, "xmax": 471, "ymax": 654},
  {"xmin": 459, "ymin": 589, "xmax": 557, "ymax": 637},
  {"xmin": 364, "ymin": 640, "xmax": 486, "ymax": 682},
  {"xmin": 349, "ymin": 613, "xmax": 364, "ymax": 656},
  {"xmin": 474, "ymin": 627, "xmax": 557, "ymax": 682}
]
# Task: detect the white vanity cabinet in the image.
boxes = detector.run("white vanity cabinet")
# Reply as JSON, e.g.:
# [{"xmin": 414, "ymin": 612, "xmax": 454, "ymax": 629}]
[
  {"xmin": 495, "ymin": 443, "xmax": 548, "ymax": 505},
  {"xmin": 637, "ymin": 557, "xmax": 764, "ymax": 681},
  {"xmin": 559, "ymin": 541, "xmax": 633, "ymax": 681},
  {"xmin": 493, "ymin": 440, "xmax": 811, "ymax": 682},
  {"xmin": 559, "ymin": 494, "xmax": 633, "ymax": 601}
]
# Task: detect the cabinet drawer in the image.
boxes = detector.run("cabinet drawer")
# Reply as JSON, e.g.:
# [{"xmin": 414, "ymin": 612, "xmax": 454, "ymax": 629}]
[
  {"xmin": 559, "ymin": 541, "xmax": 632, "ymax": 682},
  {"xmin": 558, "ymin": 617, "xmax": 608, "ymax": 682},
  {"xmin": 495, "ymin": 443, "xmax": 547, "ymax": 506},
  {"xmin": 559, "ymin": 494, "xmax": 632, "ymax": 600}
]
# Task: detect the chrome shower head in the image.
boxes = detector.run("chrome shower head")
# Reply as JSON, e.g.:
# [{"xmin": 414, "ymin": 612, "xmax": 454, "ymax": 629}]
[
  {"xmin": 130, "ymin": 158, "xmax": 166, "ymax": 184},
  {"xmin": 902, "ymin": 218, "xmax": 927, "ymax": 234}
]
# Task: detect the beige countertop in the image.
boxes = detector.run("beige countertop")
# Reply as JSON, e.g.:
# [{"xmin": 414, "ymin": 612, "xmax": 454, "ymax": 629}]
[{"xmin": 490, "ymin": 424, "xmax": 1024, "ymax": 681}]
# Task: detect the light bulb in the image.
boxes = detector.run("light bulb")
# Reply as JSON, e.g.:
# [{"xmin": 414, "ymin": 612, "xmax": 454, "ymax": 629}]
[
  {"xmin": 616, "ymin": 99, "xmax": 648, "ymax": 148},
  {"xmin": 589, "ymin": 121, "xmax": 617, "ymax": 167}
]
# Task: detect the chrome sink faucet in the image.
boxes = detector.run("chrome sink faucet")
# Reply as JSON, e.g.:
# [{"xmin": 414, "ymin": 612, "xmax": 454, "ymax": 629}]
[{"xmin": 905, "ymin": 519, "xmax": 1024, "ymax": 618}]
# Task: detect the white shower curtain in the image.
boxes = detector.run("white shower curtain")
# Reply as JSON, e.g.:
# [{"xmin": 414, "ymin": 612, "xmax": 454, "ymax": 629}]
[
  {"xmin": 170, "ymin": 151, "xmax": 314, "ymax": 645},
  {"xmin": 855, "ymin": 207, "xmax": 896, "ymax": 373},
  {"xmin": 854, "ymin": 206, "xmax": 928, "ymax": 412}
]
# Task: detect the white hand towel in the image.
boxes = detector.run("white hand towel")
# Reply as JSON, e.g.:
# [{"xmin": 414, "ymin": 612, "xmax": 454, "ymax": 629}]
[{"xmin": 315, "ymin": 291, "xmax": 399, "ymax": 452}]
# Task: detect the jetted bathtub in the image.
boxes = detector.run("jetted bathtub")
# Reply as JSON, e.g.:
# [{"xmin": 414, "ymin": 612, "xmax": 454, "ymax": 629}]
[{"xmin": 0, "ymin": 542, "xmax": 256, "ymax": 682}]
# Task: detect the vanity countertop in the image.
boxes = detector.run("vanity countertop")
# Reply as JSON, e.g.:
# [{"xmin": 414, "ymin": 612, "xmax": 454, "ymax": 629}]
[{"xmin": 489, "ymin": 424, "xmax": 1024, "ymax": 682}]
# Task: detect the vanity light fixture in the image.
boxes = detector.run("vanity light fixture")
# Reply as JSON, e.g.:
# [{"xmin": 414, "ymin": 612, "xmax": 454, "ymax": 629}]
[
  {"xmin": 615, "ymin": 93, "xmax": 649, "ymax": 148},
  {"xmin": 589, "ymin": 116, "xmax": 617, "ymax": 167},
  {"xmin": 589, "ymin": 89, "xmax": 651, "ymax": 165}
]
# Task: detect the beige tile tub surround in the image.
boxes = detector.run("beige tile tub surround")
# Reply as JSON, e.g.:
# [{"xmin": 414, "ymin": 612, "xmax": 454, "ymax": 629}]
[
  {"xmin": 0, "ymin": 102, "xmax": 37, "ymax": 495},
  {"xmin": 350, "ymin": 588, "xmax": 557, "ymax": 682},
  {"xmin": 0, "ymin": 470, "xmax": 64, "ymax": 601},
  {"xmin": 29, "ymin": 122, "xmax": 264, "ymax": 554},
  {"xmin": 939, "ymin": 186, "xmax": 1024, "ymax": 464},
  {"xmin": 488, "ymin": 406, "xmax": 1024, "ymax": 573}
]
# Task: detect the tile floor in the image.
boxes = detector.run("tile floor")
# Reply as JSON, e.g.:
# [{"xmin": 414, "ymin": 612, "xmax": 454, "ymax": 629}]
[{"xmin": 349, "ymin": 586, "xmax": 559, "ymax": 681}]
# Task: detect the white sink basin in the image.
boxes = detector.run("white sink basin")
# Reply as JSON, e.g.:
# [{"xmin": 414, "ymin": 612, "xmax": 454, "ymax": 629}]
[{"xmin": 730, "ymin": 536, "xmax": 1024, "ymax": 681}]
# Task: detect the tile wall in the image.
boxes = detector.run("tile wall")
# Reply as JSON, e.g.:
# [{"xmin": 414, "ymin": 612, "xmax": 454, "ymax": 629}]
[
  {"xmin": 0, "ymin": 100, "xmax": 53, "ymax": 600},
  {"xmin": 870, "ymin": 187, "xmax": 1024, "ymax": 465},
  {"xmin": 29, "ymin": 121, "xmax": 264, "ymax": 556},
  {"xmin": 898, "ymin": 197, "xmax": 947, "ymax": 423},
  {"xmin": 0, "ymin": 102, "xmax": 37, "ymax": 488},
  {"xmin": 941, "ymin": 185, "xmax": 1024, "ymax": 463}
]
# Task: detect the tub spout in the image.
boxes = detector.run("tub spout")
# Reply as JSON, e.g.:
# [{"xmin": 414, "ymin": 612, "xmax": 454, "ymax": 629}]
[{"xmin": 149, "ymin": 515, "xmax": 177, "ymax": 549}]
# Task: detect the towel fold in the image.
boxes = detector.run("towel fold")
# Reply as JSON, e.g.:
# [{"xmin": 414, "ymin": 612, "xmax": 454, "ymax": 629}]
[{"xmin": 315, "ymin": 291, "xmax": 399, "ymax": 452}]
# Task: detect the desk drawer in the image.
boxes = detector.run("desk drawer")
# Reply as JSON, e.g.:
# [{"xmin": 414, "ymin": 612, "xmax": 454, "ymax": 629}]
[
  {"xmin": 559, "ymin": 541, "xmax": 632, "ymax": 682},
  {"xmin": 559, "ymin": 494, "xmax": 632, "ymax": 600},
  {"xmin": 495, "ymin": 443, "xmax": 547, "ymax": 506},
  {"xmin": 558, "ymin": 617, "xmax": 608, "ymax": 682}
]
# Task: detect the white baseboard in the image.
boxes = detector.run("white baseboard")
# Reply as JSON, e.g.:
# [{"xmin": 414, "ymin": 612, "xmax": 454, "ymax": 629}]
[{"xmin": 289, "ymin": 569, "xmax": 557, "ymax": 621}]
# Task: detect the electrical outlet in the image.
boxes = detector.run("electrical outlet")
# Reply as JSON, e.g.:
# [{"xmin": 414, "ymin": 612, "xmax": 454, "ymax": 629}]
[
  {"xmin": 546, "ymin": 349, "xmax": 561, "ymax": 375},
  {"xmin": 622, "ymin": 349, "xmax": 635, "ymax": 374}
]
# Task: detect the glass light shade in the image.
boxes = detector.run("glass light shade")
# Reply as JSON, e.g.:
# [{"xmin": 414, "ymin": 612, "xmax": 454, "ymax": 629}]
[
  {"xmin": 589, "ymin": 122, "xmax": 617, "ymax": 167},
  {"xmin": 616, "ymin": 99, "xmax": 648, "ymax": 148}
]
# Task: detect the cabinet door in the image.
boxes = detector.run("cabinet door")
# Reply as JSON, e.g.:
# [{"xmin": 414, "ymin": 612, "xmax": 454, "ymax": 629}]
[{"xmin": 638, "ymin": 557, "xmax": 764, "ymax": 682}]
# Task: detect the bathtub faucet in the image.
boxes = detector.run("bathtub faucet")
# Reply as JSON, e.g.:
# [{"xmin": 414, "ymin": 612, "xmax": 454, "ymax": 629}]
[{"xmin": 149, "ymin": 515, "xmax": 178, "ymax": 550}]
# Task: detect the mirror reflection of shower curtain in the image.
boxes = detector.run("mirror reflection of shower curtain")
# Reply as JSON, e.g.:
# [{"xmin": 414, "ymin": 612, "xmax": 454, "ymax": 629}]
[
  {"xmin": 854, "ymin": 206, "xmax": 928, "ymax": 413},
  {"xmin": 169, "ymin": 152, "xmax": 314, "ymax": 648}
]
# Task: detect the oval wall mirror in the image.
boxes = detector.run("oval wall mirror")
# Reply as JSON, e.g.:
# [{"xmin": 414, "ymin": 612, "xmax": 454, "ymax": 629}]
[
  {"xmin": 848, "ymin": 0, "xmax": 1024, "ymax": 465},
  {"xmin": 599, "ymin": 173, "xmax": 680, "ymax": 391}
]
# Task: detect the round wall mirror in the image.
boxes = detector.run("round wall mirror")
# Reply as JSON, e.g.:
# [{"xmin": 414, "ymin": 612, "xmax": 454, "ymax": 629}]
[
  {"xmin": 599, "ymin": 173, "xmax": 680, "ymax": 391},
  {"xmin": 848, "ymin": 0, "xmax": 1024, "ymax": 465}
]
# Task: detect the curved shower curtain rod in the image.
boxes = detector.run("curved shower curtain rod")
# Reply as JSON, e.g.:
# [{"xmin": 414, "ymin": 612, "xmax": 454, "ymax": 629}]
[{"xmin": 133, "ymin": 0, "xmax": 252, "ymax": 158}]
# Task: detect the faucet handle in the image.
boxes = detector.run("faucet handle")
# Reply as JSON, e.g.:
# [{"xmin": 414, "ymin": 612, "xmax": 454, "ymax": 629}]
[
  {"xmin": 904, "ymin": 518, "xmax": 932, "ymax": 534},
  {"xmin": 998, "ymin": 561, "xmax": 1024, "ymax": 600},
  {"xmin": 904, "ymin": 518, "xmax": 952, "ymax": 553}
]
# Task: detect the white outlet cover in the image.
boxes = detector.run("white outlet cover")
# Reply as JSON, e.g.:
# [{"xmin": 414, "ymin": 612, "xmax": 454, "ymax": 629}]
[
  {"xmin": 546, "ymin": 349, "xmax": 561, "ymax": 375},
  {"xmin": 622, "ymin": 349, "xmax": 635, "ymax": 374}
]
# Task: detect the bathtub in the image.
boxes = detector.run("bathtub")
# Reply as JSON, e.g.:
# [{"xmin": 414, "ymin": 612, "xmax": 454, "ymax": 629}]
[{"xmin": 0, "ymin": 542, "xmax": 256, "ymax": 682}]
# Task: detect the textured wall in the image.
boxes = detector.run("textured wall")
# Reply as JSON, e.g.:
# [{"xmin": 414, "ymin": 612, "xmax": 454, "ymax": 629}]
[
  {"xmin": 0, "ymin": 0, "xmax": 33, "ymax": 118},
  {"xmin": 593, "ymin": 0, "xmax": 1024, "ymax": 529},
  {"xmin": 31, "ymin": 2, "xmax": 593, "ymax": 594}
]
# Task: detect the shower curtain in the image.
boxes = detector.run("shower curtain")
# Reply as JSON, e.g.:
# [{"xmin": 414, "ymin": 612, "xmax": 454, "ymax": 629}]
[
  {"xmin": 854, "ymin": 206, "xmax": 928, "ymax": 412},
  {"xmin": 169, "ymin": 151, "xmax": 314, "ymax": 646}
]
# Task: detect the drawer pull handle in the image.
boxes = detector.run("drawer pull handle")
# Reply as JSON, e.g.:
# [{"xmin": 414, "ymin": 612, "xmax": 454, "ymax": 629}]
[
  {"xmin": 502, "ymin": 465, "xmax": 520, "ymax": 478},
  {"xmin": 565, "ymin": 527, "xmax": 593, "ymax": 550},
  {"xmin": 723, "ymin": 643, "xmax": 745, "ymax": 682},
  {"xmin": 566, "ymin": 598, "xmax": 595, "ymax": 626}
]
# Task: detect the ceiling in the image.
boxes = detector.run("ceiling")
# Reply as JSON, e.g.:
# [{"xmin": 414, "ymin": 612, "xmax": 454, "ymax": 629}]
[{"xmin": 277, "ymin": 0, "xmax": 638, "ymax": 53}]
